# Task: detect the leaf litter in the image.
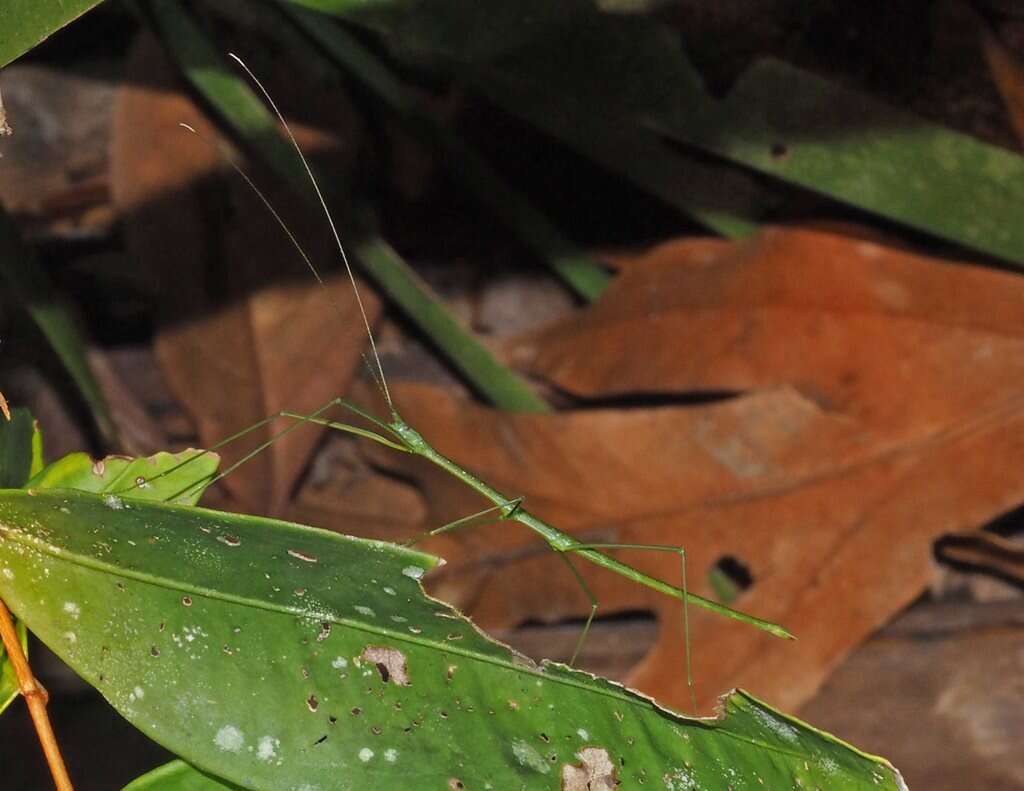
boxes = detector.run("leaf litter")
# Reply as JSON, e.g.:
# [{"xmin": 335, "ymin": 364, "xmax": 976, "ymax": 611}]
[
  {"xmin": 329, "ymin": 225, "xmax": 1024, "ymax": 715},
  {"xmin": 111, "ymin": 33, "xmax": 377, "ymax": 517}
]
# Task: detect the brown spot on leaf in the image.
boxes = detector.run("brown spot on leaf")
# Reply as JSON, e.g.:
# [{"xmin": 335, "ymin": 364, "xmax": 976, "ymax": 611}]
[
  {"xmin": 360, "ymin": 646, "xmax": 410, "ymax": 686},
  {"xmin": 562, "ymin": 747, "xmax": 619, "ymax": 791}
]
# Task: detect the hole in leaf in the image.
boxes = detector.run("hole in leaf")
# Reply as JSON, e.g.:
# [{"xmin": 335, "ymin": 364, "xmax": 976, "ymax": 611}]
[
  {"xmin": 361, "ymin": 646, "xmax": 409, "ymax": 685},
  {"xmin": 708, "ymin": 555, "xmax": 754, "ymax": 604}
]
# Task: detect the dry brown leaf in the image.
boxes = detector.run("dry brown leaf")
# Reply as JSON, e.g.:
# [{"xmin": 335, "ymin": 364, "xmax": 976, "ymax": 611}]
[
  {"xmin": 366, "ymin": 377, "xmax": 1024, "ymax": 715},
  {"xmin": 513, "ymin": 228, "xmax": 1024, "ymax": 442},
  {"xmin": 111, "ymin": 34, "xmax": 376, "ymax": 515},
  {"xmin": 344, "ymin": 228, "xmax": 1024, "ymax": 714}
]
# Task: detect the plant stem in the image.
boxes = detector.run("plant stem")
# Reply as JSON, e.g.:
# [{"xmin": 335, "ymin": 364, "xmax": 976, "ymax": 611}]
[
  {"xmin": 0, "ymin": 599, "xmax": 74, "ymax": 790},
  {"xmin": 389, "ymin": 417, "xmax": 794, "ymax": 640}
]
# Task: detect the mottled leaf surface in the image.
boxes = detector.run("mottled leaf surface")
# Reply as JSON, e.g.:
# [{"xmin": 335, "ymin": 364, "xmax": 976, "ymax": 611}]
[{"xmin": 0, "ymin": 490, "xmax": 905, "ymax": 789}]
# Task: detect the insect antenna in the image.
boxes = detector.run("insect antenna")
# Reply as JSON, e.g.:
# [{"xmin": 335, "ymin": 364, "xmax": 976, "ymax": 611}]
[{"xmin": 226, "ymin": 52, "xmax": 392, "ymax": 412}]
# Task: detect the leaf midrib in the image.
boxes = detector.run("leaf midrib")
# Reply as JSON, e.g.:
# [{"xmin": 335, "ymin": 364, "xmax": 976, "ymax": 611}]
[{"xmin": 0, "ymin": 522, "xmax": 652, "ymax": 709}]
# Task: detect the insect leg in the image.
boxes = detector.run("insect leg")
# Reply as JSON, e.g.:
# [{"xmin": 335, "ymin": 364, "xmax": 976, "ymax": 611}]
[{"xmin": 565, "ymin": 542, "xmax": 696, "ymax": 713}]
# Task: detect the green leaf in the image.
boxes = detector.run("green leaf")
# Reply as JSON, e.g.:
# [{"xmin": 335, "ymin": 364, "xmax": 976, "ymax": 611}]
[
  {"xmin": 283, "ymin": 0, "xmax": 587, "ymax": 62},
  {"xmin": 1, "ymin": 444, "xmax": 214, "ymax": 714},
  {"xmin": 0, "ymin": 407, "xmax": 38, "ymax": 715},
  {"xmin": 284, "ymin": 3, "xmax": 770, "ymax": 237},
  {"xmin": 141, "ymin": 0, "xmax": 549, "ymax": 413},
  {"xmin": 295, "ymin": 0, "xmax": 1024, "ymax": 263},
  {"xmin": 27, "ymin": 449, "xmax": 219, "ymax": 506},
  {"xmin": 0, "ymin": 207, "xmax": 116, "ymax": 442},
  {"xmin": 1, "ymin": 490, "xmax": 906, "ymax": 790},
  {"xmin": 283, "ymin": 4, "xmax": 611, "ymax": 300},
  {"xmin": 474, "ymin": 15, "xmax": 1024, "ymax": 264},
  {"xmin": 0, "ymin": 408, "xmax": 41, "ymax": 489},
  {"xmin": 0, "ymin": 618, "xmax": 27, "ymax": 716},
  {"xmin": 656, "ymin": 58, "xmax": 1024, "ymax": 265},
  {"xmin": 352, "ymin": 233, "xmax": 551, "ymax": 411},
  {"xmin": 0, "ymin": 0, "xmax": 106, "ymax": 68},
  {"xmin": 124, "ymin": 759, "xmax": 240, "ymax": 790}
]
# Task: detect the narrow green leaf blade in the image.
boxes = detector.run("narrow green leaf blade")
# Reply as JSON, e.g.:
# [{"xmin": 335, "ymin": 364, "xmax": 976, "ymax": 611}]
[
  {"xmin": 0, "ymin": 407, "xmax": 37, "ymax": 714},
  {"xmin": 0, "ymin": 208, "xmax": 115, "ymax": 441},
  {"xmin": 283, "ymin": 4, "xmax": 611, "ymax": 300},
  {"xmin": 1, "ymin": 490, "xmax": 905, "ymax": 789},
  {"xmin": 0, "ymin": 0, "xmax": 106, "ymax": 68},
  {"xmin": 0, "ymin": 615, "xmax": 27, "ymax": 716},
  {"xmin": 142, "ymin": 0, "xmax": 549, "ymax": 412},
  {"xmin": 0, "ymin": 408, "xmax": 39, "ymax": 489},
  {"xmin": 124, "ymin": 759, "xmax": 240, "ymax": 790},
  {"xmin": 660, "ymin": 58, "xmax": 1024, "ymax": 264}
]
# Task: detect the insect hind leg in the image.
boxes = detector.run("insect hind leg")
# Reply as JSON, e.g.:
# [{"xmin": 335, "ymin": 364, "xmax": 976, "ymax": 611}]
[{"xmin": 563, "ymin": 541, "xmax": 696, "ymax": 713}]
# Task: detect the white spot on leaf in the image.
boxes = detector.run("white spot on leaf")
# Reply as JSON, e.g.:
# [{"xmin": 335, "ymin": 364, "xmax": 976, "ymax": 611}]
[
  {"xmin": 102, "ymin": 494, "xmax": 124, "ymax": 510},
  {"xmin": 511, "ymin": 739, "xmax": 550, "ymax": 774},
  {"xmin": 256, "ymin": 735, "xmax": 279, "ymax": 761},
  {"xmin": 214, "ymin": 725, "xmax": 244, "ymax": 753}
]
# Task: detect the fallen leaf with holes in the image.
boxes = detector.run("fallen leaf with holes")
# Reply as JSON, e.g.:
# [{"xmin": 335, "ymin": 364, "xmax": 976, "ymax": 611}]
[
  {"xmin": 111, "ymin": 33, "xmax": 376, "ymax": 515},
  {"xmin": 349, "ymin": 227, "xmax": 1024, "ymax": 714}
]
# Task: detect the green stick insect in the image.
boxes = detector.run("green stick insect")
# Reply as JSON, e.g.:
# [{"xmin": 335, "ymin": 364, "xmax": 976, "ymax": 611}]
[
  {"xmin": 172, "ymin": 53, "xmax": 795, "ymax": 666},
  {"xmin": 0, "ymin": 53, "xmax": 908, "ymax": 791}
]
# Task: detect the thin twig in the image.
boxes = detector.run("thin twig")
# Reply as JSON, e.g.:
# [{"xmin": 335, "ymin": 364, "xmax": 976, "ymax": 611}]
[{"xmin": 0, "ymin": 599, "xmax": 73, "ymax": 790}]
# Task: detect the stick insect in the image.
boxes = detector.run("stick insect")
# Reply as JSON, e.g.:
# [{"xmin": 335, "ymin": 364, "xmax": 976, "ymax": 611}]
[{"xmin": 124, "ymin": 54, "xmax": 793, "ymax": 715}]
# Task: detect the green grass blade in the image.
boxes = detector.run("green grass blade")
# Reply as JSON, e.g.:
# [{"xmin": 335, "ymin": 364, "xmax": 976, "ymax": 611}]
[
  {"xmin": 124, "ymin": 759, "xmax": 240, "ymax": 790},
  {"xmin": 283, "ymin": 2, "xmax": 772, "ymax": 237},
  {"xmin": 141, "ymin": 0, "xmax": 548, "ymax": 412},
  {"xmin": 0, "ymin": 209, "xmax": 116, "ymax": 443},
  {"xmin": 0, "ymin": 408, "xmax": 39, "ymax": 489},
  {"xmin": 0, "ymin": 618, "xmax": 27, "ymax": 717},
  {"xmin": 659, "ymin": 58, "xmax": 1024, "ymax": 264},
  {"xmin": 474, "ymin": 12, "xmax": 1024, "ymax": 264},
  {"xmin": 0, "ymin": 407, "xmax": 36, "ymax": 715},
  {"xmin": 282, "ymin": 4, "xmax": 611, "ymax": 300},
  {"xmin": 1, "ymin": 489, "xmax": 905, "ymax": 790},
  {"xmin": 0, "ymin": 0, "xmax": 106, "ymax": 68},
  {"xmin": 140, "ymin": 0, "xmax": 304, "ymax": 190},
  {"xmin": 353, "ymin": 234, "xmax": 550, "ymax": 412}
]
